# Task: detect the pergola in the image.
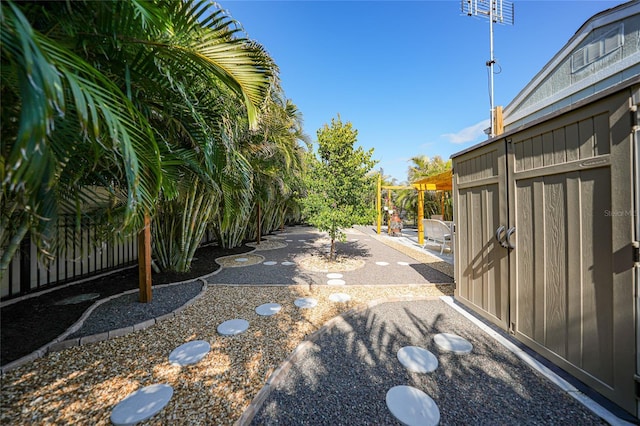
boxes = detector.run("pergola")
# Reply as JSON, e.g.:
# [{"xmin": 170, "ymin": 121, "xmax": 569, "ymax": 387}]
[{"xmin": 376, "ymin": 170, "xmax": 452, "ymax": 245}]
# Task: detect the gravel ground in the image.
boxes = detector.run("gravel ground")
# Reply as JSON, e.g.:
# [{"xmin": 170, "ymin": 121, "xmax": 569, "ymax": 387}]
[
  {"xmin": 0, "ymin": 285, "xmax": 451, "ymax": 425},
  {"xmin": 0, "ymin": 226, "xmax": 613, "ymax": 424},
  {"xmin": 1, "ymin": 243, "xmax": 252, "ymax": 366},
  {"xmin": 252, "ymin": 299, "xmax": 604, "ymax": 425},
  {"xmin": 67, "ymin": 281, "xmax": 203, "ymax": 339}
]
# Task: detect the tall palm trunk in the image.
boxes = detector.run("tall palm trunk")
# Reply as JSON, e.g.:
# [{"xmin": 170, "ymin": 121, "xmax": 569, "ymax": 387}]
[{"xmin": 153, "ymin": 179, "xmax": 217, "ymax": 272}]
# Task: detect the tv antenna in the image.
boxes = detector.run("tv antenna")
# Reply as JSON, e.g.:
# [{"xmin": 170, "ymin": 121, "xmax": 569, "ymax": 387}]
[{"xmin": 462, "ymin": 0, "xmax": 514, "ymax": 137}]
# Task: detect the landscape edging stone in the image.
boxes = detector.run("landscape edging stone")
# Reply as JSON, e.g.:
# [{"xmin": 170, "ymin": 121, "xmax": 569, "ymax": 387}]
[{"xmin": 0, "ymin": 278, "xmax": 210, "ymax": 375}]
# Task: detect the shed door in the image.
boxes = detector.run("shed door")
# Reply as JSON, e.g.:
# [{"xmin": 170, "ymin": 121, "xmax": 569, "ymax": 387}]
[
  {"xmin": 507, "ymin": 89, "xmax": 636, "ymax": 415},
  {"xmin": 453, "ymin": 140, "xmax": 509, "ymax": 329}
]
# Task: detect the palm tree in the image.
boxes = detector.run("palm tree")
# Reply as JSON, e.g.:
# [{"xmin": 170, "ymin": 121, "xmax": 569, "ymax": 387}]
[
  {"xmin": 209, "ymin": 113, "xmax": 255, "ymax": 249},
  {"xmin": 211, "ymin": 86, "xmax": 309, "ymax": 248},
  {"xmin": 395, "ymin": 188, "xmax": 418, "ymax": 224},
  {"xmin": 405, "ymin": 154, "xmax": 453, "ymax": 221},
  {"xmin": 245, "ymin": 94, "xmax": 309, "ymax": 241},
  {"xmin": 1, "ymin": 0, "xmax": 274, "ymax": 277},
  {"xmin": 1, "ymin": 1, "xmax": 161, "ymax": 274},
  {"xmin": 407, "ymin": 155, "xmax": 451, "ymax": 182}
]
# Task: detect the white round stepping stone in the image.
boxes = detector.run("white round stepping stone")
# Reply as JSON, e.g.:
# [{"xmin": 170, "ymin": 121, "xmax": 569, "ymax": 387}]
[
  {"xmin": 294, "ymin": 297, "xmax": 318, "ymax": 308},
  {"xmin": 329, "ymin": 293, "xmax": 351, "ymax": 303},
  {"xmin": 111, "ymin": 384, "xmax": 173, "ymax": 426},
  {"xmin": 397, "ymin": 261, "xmax": 410, "ymax": 266},
  {"xmin": 281, "ymin": 261, "xmax": 295, "ymax": 266},
  {"xmin": 169, "ymin": 340, "xmax": 210, "ymax": 366},
  {"xmin": 433, "ymin": 333, "xmax": 473, "ymax": 354},
  {"xmin": 326, "ymin": 273, "xmax": 343, "ymax": 279},
  {"xmin": 375, "ymin": 261, "xmax": 390, "ymax": 266},
  {"xmin": 217, "ymin": 319, "xmax": 249, "ymax": 336},
  {"xmin": 386, "ymin": 385, "xmax": 440, "ymax": 426},
  {"xmin": 263, "ymin": 261, "xmax": 277, "ymax": 266},
  {"xmin": 234, "ymin": 257, "xmax": 249, "ymax": 262},
  {"xmin": 397, "ymin": 346, "xmax": 438, "ymax": 373},
  {"xmin": 255, "ymin": 303, "xmax": 282, "ymax": 316},
  {"xmin": 327, "ymin": 279, "xmax": 346, "ymax": 286}
]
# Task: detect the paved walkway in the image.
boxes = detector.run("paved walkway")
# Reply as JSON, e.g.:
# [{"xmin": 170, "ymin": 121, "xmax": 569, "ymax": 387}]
[
  {"xmin": 368, "ymin": 226, "xmax": 455, "ymax": 265},
  {"xmin": 231, "ymin": 225, "xmax": 631, "ymax": 426},
  {"xmin": 208, "ymin": 226, "xmax": 453, "ymax": 287}
]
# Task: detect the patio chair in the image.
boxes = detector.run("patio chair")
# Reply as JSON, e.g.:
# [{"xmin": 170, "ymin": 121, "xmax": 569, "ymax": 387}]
[{"xmin": 422, "ymin": 219, "xmax": 452, "ymax": 255}]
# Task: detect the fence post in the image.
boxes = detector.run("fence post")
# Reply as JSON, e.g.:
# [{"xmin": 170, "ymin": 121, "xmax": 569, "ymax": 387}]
[
  {"xmin": 257, "ymin": 203, "xmax": 262, "ymax": 244},
  {"xmin": 138, "ymin": 213, "xmax": 152, "ymax": 303},
  {"xmin": 19, "ymin": 235, "xmax": 31, "ymax": 295}
]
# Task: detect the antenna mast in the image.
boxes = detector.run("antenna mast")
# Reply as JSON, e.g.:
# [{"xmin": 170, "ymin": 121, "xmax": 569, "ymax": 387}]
[{"xmin": 462, "ymin": 0, "xmax": 514, "ymax": 137}]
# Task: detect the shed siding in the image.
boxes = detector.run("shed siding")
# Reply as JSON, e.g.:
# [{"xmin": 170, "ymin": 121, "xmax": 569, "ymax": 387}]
[
  {"xmin": 454, "ymin": 141, "xmax": 509, "ymax": 329},
  {"xmin": 454, "ymin": 87, "xmax": 636, "ymax": 416},
  {"xmin": 514, "ymin": 168, "xmax": 614, "ymax": 386}
]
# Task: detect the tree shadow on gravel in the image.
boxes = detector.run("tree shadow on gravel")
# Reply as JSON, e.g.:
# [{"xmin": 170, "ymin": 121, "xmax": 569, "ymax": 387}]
[
  {"xmin": 207, "ymin": 263, "xmax": 323, "ymax": 287},
  {"xmin": 251, "ymin": 299, "xmax": 605, "ymax": 425},
  {"xmin": 333, "ymin": 240, "xmax": 372, "ymax": 260},
  {"xmin": 409, "ymin": 263, "xmax": 454, "ymax": 283},
  {"xmin": 296, "ymin": 236, "xmax": 372, "ymax": 262}
]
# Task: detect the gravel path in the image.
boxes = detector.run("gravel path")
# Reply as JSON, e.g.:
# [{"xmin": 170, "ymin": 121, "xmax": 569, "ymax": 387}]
[
  {"xmin": 208, "ymin": 227, "xmax": 453, "ymax": 287},
  {"xmin": 0, "ymin": 285, "xmax": 451, "ymax": 425},
  {"xmin": 252, "ymin": 299, "xmax": 604, "ymax": 425},
  {"xmin": 0, "ymin": 225, "xmax": 618, "ymax": 424},
  {"xmin": 68, "ymin": 281, "xmax": 203, "ymax": 339}
]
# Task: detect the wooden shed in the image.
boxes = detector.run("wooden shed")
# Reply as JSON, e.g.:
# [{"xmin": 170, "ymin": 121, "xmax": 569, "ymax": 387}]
[{"xmin": 451, "ymin": 1, "xmax": 640, "ymax": 419}]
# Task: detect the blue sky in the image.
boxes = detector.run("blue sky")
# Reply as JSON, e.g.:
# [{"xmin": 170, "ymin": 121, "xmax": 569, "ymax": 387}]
[{"xmin": 220, "ymin": 0, "xmax": 628, "ymax": 182}]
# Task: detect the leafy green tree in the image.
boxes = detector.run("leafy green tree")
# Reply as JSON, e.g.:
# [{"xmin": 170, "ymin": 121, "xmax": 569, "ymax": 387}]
[{"xmin": 302, "ymin": 116, "xmax": 377, "ymax": 260}]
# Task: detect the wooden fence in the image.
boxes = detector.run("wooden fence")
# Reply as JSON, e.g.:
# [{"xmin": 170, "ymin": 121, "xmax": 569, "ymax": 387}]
[
  {"xmin": 1, "ymin": 216, "xmax": 139, "ymax": 300},
  {"xmin": 1, "ymin": 216, "xmax": 220, "ymax": 301}
]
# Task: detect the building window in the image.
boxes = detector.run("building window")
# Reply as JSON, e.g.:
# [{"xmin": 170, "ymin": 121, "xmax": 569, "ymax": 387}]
[{"xmin": 571, "ymin": 24, "xmax": 624, "ymax": 73}]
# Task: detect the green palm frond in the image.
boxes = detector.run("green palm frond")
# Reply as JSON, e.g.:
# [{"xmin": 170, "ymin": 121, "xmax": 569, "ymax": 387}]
[
  {"xmin": 129, "ymin": 0, "xmax": 275, "ymax": 130},
  {"xmin": 1, "ymin": 0, "xmax": 289, "ymax": 276},
  {"xmin": 1, "ymin": 1, "xmax": 164, "ymax": 273}
]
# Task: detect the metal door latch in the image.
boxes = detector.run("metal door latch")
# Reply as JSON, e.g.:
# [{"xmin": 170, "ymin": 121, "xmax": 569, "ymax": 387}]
[{"xmin": 495, "ymin": 225, "xmax": 516, "ymax": 250}]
